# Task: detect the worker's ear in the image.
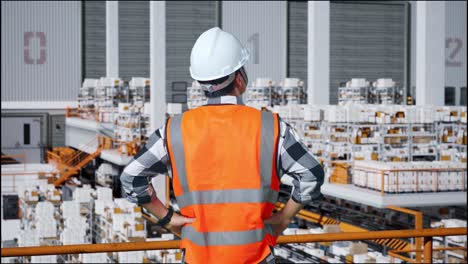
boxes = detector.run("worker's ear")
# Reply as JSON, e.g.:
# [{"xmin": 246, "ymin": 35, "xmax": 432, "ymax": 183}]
[{"xmin": 234, "ymin": 72, "xmax": 246, "ymax": 89}]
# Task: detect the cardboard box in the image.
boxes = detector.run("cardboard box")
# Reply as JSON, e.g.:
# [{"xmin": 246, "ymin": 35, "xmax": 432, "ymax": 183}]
[
  {"xmin": 349, "ymin": 242, "xmax": 368, "ymax": 255},
  {"xmin": 324, "ymin": 225, "xmax": 341, "ymax": 233}
]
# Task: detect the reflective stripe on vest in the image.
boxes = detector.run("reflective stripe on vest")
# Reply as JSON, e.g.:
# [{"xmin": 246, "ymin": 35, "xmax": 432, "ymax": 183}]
[
  {"xmin": 176, "ymin": 187, "xmax": 278, "ymax": 208},
  {"xmin": 169, "ymin": 111, "xmax": 278, "ymax": 209},
  {"xmin": 168, "ymin": 114, "xmax": 189, "ymax": 193},
  {"xmin": 182, "ymin": 225, "xmax": 274, "ymax": 246}
]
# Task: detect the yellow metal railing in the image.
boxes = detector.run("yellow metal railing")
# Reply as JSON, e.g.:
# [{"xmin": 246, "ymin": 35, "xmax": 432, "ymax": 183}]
[
  {"xmin": 387, "ymin": 205, "xmax": 424, "ymax": 262},
  {"xmin": 388, "ymin": 246, "xmax": 467, "ymax": 263},
  {"xmin": 275, "ymin": 202, "xmax": 412, "ymax": 252},
  {"xmin": 61, "ymin": 136, "xmax": 99, "ymax": 166},
  {"xmin": 1, "ymin": 227, "xmax": 466, "ymax": 263},
  {"xmin": 49, "ymin": 136, "xmax": 102, "ymax": 187},
  {"xmin": 47, "ymin": 151, "xmax": 63, "ymax": 165}
]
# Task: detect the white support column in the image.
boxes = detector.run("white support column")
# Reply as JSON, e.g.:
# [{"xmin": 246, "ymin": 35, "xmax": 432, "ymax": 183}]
[
  {"xmin": 150, "ymin": 2, "xmax": 166, "ymax": 132},
  {"xmin": 415, "ymin": 1, "xmax": 445, "ymax": 106},
  {"xmin": 308, "ymin": 1, "xmax": 330, "ymax": 105},
  {"xmin": 150, "ymin": 1, "xmax": 167, "ymax": 205},
  {"xmin": 106, "ymin": 1, "xmax": 119, "ymax": 78}
]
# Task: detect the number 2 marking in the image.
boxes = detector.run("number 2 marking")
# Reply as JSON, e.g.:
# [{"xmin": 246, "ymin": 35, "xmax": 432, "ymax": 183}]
[{"xmin": 446, "ymin": 37, "xmax": 462, "ymax": 67}]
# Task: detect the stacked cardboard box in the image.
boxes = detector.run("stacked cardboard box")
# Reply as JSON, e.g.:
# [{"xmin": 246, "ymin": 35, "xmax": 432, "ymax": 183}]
[{"xmin": 353, "ymin": 161, "xmax": 467, "ymax": 193}]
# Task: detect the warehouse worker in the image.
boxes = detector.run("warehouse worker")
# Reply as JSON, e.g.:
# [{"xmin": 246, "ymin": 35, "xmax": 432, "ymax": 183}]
[{"xmin": 120, "ymin": 27, "xmax": 324, "ymax": 264}]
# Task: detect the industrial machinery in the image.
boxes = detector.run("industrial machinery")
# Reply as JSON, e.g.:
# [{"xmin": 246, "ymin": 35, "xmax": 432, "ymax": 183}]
[
  {"xmin": 114, "ymin": 103, "xmax": 143, "ymax": 156},
  {"xmin": 302, "ymin": 106, "xmax": 325, "ymax": 159},
  {"xmin": 338, "ymin": 78, "xmax": 403, "ymax": 105},
  {"xmin": 372, "ymin": 78, "xmax": 404, "ymax": 105},
  {"xmin": 96, "ymin": 77, "xmax": 125, "ymax": 123},
  {"xmin": 338, "ymin": 78, "xmax": 374, "ymax": 105},
  {"xmin": 77, "ymin": 79, "xmax": 98, "ymax": 119},
  {"xmin": 129, "ymin": 78, "xmax": 150, "ymax": 108},
  {"xmin": 245, "ymin": 78, "xmax": 276, "ymax": 109},
  {"xmin": 278, "ymin": 78, "xmax": 307, "ymax": 105}
]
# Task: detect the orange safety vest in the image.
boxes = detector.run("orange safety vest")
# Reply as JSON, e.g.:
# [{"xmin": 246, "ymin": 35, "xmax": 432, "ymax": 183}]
[{"xmin": 166, "ymin": 104, "xmax": 280, "ymax": 264}]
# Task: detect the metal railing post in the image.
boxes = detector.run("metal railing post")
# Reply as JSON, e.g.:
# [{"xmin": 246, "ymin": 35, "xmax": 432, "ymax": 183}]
[
  {"xmin": 423, "ymin": 236, "xmax": 433, "ymax": 263},
  {"xmin": 387, "ymin": 205, "xmax": 423, "ymax": 262},
  {"xmin": 415, "ymin": 211, "xmax": 423, "ymax": 262}
]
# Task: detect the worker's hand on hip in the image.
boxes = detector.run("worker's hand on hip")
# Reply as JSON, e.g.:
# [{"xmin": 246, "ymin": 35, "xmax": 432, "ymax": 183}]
[
  {"xmin": 264, "ymin": 212, "xmax": 291, "ymax": 236},
  {"xmin": 165, "ymin": 212, "xmax": 195, "ymax": 238}
]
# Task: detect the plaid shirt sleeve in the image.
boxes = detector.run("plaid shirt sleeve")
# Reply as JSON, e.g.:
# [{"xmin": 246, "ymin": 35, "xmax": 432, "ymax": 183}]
[
  {"xmin": 120, "ymin": 124, "xmax": 170, "ymax": 204},
  {"xmin": 277, "ymin": 116, "xmax": 324, "ymax": 204},
  {"xmin": 121, "ymin": 115, "xmax": 324, "ymax": 205}
]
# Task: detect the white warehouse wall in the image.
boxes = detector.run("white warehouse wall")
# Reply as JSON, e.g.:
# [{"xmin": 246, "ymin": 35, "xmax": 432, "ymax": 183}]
[
  {"xmin": 411, "ymin": 1, "xmax": 467, "ymax": 102},
  {"xmin": 1, "ymin": 1, "xmax": 464, "ymax": 109},
  {"xmin": 445, "ymin": 1, "xmax": 467, "ymax": 90},
  {"xmin": 222, "ymin": 1, "xmax": 287, "ymax": 83},
  {"xmin": 1, "ymin": 1, "xmax": 81, "ymax": 109}
]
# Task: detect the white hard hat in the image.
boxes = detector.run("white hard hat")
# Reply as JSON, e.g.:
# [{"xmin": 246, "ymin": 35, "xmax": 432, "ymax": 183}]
[{"xmin": 190, "ymin": 27, "xmax": 250, "ymax": 82}]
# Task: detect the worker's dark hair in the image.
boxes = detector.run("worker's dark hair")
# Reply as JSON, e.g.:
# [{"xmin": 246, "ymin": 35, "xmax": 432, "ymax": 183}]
[{"xmin": 199, "ymin": 69, "xmax": 240, "ymax": 98}]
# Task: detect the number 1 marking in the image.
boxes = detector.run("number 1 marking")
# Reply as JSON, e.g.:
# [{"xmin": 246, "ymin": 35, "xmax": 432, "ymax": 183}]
[{"xmin": 247, "ymin": 33, "xmax": 259, "ymax": 64}]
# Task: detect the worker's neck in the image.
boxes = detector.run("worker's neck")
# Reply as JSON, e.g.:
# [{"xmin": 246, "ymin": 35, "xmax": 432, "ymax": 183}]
[{"xmin": 227, "ymin": 87, "xmax": 243, "ymax": 97}]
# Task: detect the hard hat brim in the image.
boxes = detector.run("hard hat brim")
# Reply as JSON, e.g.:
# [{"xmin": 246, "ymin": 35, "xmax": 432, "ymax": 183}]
[{"xmin": 190, "ymin": 48, "xmax": 250, "ymax": 81}]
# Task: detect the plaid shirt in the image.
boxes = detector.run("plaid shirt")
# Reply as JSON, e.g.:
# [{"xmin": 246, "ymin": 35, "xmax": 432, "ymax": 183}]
[{"xmin": 120, "ymin": 96, "xmax": 324, "ymax": 205}]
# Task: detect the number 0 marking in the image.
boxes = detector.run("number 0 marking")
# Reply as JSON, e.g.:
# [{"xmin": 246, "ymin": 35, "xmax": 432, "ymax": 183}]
[{"xmin": 24, "ymin": 32, "xmax": 47, "ymax": 65}]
